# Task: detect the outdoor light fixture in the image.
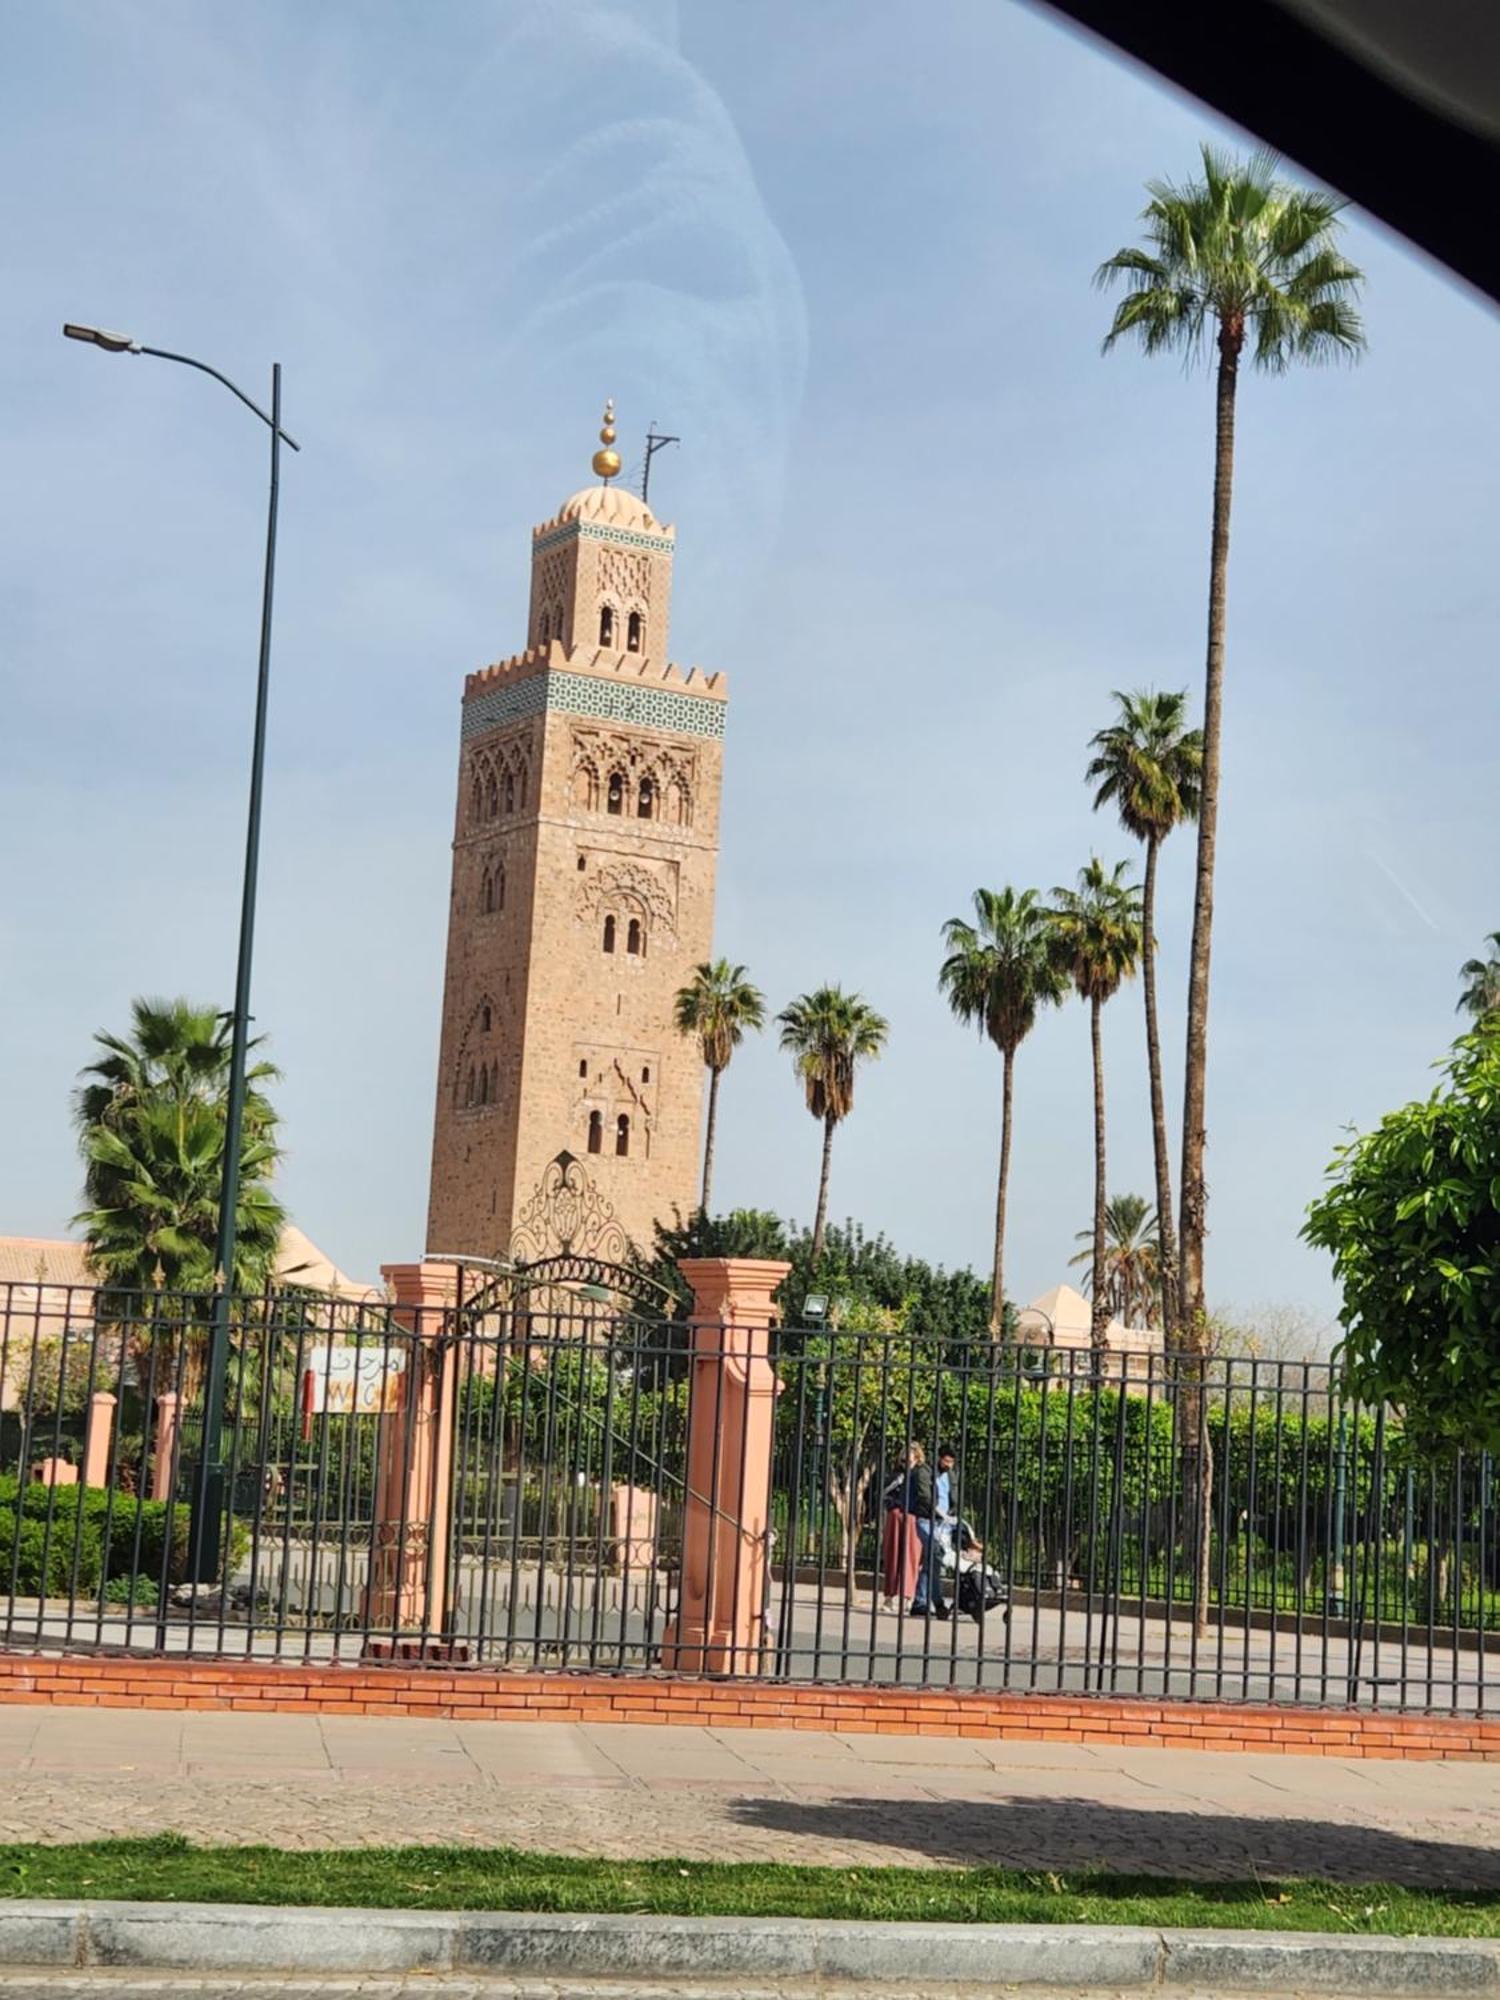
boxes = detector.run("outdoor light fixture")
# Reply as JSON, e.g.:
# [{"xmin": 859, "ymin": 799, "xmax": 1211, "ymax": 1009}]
[
  {"xmin": 64, "ymin": 317, "xmax": 297, "ymax": 1588},
  {"xmin": 63, "ymin": 323, "xmax": 140, "ymax": 352},
  {"xmin": 804, "ymin": 1295, "xmax": 828, "ymax": 1322}
]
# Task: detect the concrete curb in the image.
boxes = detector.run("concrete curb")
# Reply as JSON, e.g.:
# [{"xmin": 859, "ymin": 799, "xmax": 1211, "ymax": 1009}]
[{"xmin": 1, "ymin": 1902, "xmax": 1498, "ymax": 1991}]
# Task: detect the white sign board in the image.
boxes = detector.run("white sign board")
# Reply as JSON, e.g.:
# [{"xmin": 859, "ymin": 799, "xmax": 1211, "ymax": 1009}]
[{"xmin": 302, "ymin": 1344, "xmax": 406, "ymax": 1416}]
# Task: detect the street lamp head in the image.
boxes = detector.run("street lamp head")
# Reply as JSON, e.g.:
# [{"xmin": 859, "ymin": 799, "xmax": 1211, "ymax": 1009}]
[{"xmin": 63, "ymin": 323, "xmax": 139, "ymax": 354}]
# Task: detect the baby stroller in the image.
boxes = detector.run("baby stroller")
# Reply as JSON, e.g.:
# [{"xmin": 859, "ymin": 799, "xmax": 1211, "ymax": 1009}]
[{"xmin": 942, "ymin": 1519, "xmax": 1010, "ymax": 1627}]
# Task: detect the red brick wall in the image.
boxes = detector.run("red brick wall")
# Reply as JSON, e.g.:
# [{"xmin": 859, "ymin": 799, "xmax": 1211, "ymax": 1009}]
[{"xmin": 1, "ymin": 1653, "xmax": 1495, "ymax": 1759}]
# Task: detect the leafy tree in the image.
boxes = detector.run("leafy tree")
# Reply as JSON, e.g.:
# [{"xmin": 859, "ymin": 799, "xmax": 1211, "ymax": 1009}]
[
  {"xmin": 1457, "ymin": 932, "xmax": 1500, "ymax": 1025},
  {"xmin": 73, "ymin": 997, "xmax": 284, "ymax": 1299},
  {"xmin": 1049, "ymin": 861, "xmax": 1144, "ymax": 1352},
  {"xmin": 776, "ymin": 987, "xmax": 889, "ymax": 1261},
  {"xmin": 939, "ymin": 887, "xmax": 1067, "ymax": 1335},
  {"xmin": 1069, "ymin": 1192, "xmax": 1162, "ymax": 1327},
  {"xmin": 645, "ymin": 1213, "xmax": 994, "ymax": 1351},
  {"xmin": 672, "ymin": 960, "xmax": 766, "ymax": 1211},
  {"xmin": 1304, "ymin": 1030, "xmax": 1500, "ymax": 1450},
  {"xmin": 1086, "ymin": 690, "xmax": 1201, "ymax": 1344},
  {"xmin": 1098, "ymin": 149, "xmax": 1364, "ymax": 1348}
]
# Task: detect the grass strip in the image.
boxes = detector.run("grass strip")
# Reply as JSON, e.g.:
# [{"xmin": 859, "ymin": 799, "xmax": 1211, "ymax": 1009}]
[{"xmin": 1, "ymin": 1836, "xmax": 1498, "ymax": 1937}]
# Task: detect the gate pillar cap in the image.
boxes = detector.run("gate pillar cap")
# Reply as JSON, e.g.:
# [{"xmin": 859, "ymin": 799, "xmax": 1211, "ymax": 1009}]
[
  {"xmin": 381, "ymin": 1260, "xmax": 461, "ymax": 1311},
  {"xmin": 678, "ymin": 1257, "xmax": 791, "ymax": 1327}
]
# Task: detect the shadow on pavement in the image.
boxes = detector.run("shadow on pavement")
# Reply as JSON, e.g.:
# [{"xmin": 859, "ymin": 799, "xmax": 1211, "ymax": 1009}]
[{"xmin": 728, "ymin": 1794, "xmax": 1500, "ymax": 1891}]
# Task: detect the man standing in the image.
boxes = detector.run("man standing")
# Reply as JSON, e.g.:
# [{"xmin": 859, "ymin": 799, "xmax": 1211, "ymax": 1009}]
[{"xmin": 909, "ymin": 1444, "xmax": 951, "ymax": 1621}]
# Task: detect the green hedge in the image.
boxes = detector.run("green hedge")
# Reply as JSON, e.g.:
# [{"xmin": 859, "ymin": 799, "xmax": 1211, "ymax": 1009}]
[{"xmin": 0, "ymin": 1474, "xmax": 187, "ymax": 1597}]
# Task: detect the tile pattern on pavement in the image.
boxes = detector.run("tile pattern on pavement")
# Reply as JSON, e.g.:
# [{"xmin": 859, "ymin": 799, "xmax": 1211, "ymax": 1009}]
[{"xmin": 0, "ymin": 1707, "xmax": 1496, "ymax": 1889}]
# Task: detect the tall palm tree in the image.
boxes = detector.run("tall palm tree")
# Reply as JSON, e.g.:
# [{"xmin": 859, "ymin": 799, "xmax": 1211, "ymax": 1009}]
[
  {"xmin": 1457, "ymin": 933, "xmax": 1500, "ymax": 1025},
  {"xmin": 1070, "ymin": 1192, "xmax": 1162, "ymax": 1328},
  {"xmin": 673, "ymin": 959, "xmax": 766, "ymax": 1212},
  {"xmin": 776, "ymin": 986, "xmax": 888, "ymax": 1262},
  {"xmin": 938, "ymin": 887, "xmax": 1067, "ymax": 1334},
  {"xmin": 1098, "ymin": 149, "xmax": 1364, "ymax": 1351},
  {"xmin": 1049, "ymin": 861, "xmax": 1144, "ymax": 1357},
  {"xmin": 73, "ymin": 996, "xmax": 284, "ymax": 1299},
  {"xmin": 1086, "ymin": 690, "xmax": 1202, "ymax": 1347}
]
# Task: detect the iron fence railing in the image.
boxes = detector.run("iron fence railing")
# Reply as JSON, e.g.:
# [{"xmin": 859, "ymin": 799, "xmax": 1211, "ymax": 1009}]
[{"xmin": 0, "ymin": 1278, "xmax": 1493, "ymax": 1711}]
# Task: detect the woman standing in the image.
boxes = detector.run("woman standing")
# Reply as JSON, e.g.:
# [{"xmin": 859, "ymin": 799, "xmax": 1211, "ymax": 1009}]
[{"xmin": 881, "ymin": 1443, "xmax": 923, "ymax": 1609}]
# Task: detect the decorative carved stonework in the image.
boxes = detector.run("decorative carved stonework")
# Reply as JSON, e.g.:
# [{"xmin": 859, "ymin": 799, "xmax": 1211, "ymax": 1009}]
[{"xmin": 577, "ymin": 858, "xmax": 678, "ymax": 939}]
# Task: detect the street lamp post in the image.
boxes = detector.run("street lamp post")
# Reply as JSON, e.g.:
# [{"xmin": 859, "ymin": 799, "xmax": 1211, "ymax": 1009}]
[{"xmin": 63, "ymin": 323, "xmax": 299, "ymax": 1583}]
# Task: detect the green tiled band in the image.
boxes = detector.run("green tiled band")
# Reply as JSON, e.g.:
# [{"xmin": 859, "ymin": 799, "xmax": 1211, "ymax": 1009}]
[
  {"xmin": 464, "ymin": 669, "xmax": 725, "ymax": 741},
  {"xmin": 531, "ymin": 519, "xmax": 676, "ymax": 557}
]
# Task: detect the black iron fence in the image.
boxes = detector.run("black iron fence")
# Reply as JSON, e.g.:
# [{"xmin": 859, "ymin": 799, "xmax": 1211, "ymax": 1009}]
[{"xmin": 0, "ymin": 1278, "xmax": 1493, "ymax": 1711}]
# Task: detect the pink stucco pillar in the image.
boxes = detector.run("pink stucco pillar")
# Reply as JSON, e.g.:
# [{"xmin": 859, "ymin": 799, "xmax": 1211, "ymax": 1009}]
[
  {"xmin": 81, "ymin": 1391, "xmax": 117, "ymax": 1488},
  {"xmin": 150, "ymin": 1392, "xmax": 180, "ymax": 1502},
  {"xmin": 661, "ymin": 1257, "xmax": 790, "ymax": 1676},
  {"xmin": 363, "ymin": 1262, "xmax": 459, "ymax": 1642}
]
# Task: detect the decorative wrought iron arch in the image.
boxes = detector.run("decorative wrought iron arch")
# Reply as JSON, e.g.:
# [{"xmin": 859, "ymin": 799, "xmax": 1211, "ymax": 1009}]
[{"xmin": 452, "ymin": 1151, "xmax": 678, "ymax": 1320}]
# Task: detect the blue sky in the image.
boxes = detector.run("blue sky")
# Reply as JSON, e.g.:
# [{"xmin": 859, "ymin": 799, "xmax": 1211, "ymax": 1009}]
[{"xmin": 2, "ymin": 0, "xmax": 1496, "ymax": 1325}]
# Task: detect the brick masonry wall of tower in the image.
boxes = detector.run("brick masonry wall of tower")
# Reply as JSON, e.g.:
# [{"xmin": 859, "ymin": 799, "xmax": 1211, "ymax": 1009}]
[{"xmin": 426, "ymin": 485, "xmax": 724, "ymax": 1262}]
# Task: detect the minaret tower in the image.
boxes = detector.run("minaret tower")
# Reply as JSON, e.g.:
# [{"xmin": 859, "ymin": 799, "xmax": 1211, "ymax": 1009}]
[{"xmin": 426, "ymin": 406, "xmax": 727, "ymax": 1260}]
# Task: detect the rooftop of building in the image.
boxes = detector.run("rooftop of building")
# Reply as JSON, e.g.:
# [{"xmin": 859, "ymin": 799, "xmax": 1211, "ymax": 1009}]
[
  {"xmin": 1020, "ymin": 1281, "xmax": 1164, "ymax": 1353},
  {"xmin": 0, "ymin": 1227, "xmax": 379, "ymax": 1302}
]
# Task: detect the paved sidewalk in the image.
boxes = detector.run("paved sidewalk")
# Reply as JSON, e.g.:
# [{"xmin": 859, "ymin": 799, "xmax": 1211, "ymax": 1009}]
[{"xmin": 0, "ymin": 1706, "xmax": 1497, "ymax": 1889}]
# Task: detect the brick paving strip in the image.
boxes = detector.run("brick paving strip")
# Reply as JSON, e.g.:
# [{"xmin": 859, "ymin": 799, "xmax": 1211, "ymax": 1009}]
[{"xmin": 0, "ymin": 1708, "xmax": 1498, "ymax": 1889}]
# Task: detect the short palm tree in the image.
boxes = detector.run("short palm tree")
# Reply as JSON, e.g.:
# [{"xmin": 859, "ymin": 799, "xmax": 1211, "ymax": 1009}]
[
  {"xmin": 1458, "ymin": 934, "xmax": 1500, "ymax": 1025},
  {"xmin": 939, "ymin": 887, "xmax": 1067, "ymax": 1334},
  {"xmin": 776, "ymin": 986, "xmax": 888, "ymax": 1262},
  {"xmin": 1049, "ymin": 861, "xmax": 1144, "ymax": 1354},
  {"xmin": 673, "ymin": 960, "xmax": 766, "ymax": 1212},
  {"xmin": 74, "ymin": 996, "xmax": 284, "ymax": 1300},
  {"xmin": 1098, "ymin": 149, "xmax": 1364, "ymax": 1351},
  {"xmin": 1086, "ymin": 690, "xmax": 1202, "ymax": 1347},
  {"xmin": 1070, "ymin": 1192, "xmax": 1162, "ymax": 1328}
]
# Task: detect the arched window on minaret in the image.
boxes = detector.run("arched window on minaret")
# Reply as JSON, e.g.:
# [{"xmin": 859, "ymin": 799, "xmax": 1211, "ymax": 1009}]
[
  {"xmin": 464, "ymin": 1065, "xmax": 476, "ymax": 1107},
  {"xmin": 587, "ymin": 1109, "xmax": 603, "ymax": 1155},
  {"xmin": 637, "ymin": 776, "xmax": 655, "ymax": 820},
  {"xmin": 606, "ymin": 772, "xmax": 624, "ymax": 816},
  {"xmin": 616, "ymin": 1113, "xmax": 631, "ymax": 1157},
  {"xmin": 482, "ymin": 863, "xmax": 504, "ymax": 914},
  {"xmin": 484, "ymin": 772, "xmax": 498, "ymax": 821},
  {"xmin": 626, "ymin": 611, "xmax": 643, "ymax": 653},
  {"xmin": 480, "ymin": 1002, "xmax": 492, "ymax": 1033},
  {"xmin": 554, "ymin": 603, "xmax": 565, "ymax": 646},
  {"xmin": 602, "ymin": 914, "xmax": 617, "ymax": 954},
  {"xmin": 626, "ymin": 917, "xmax": 644, "ymax": 958},
  {"xmin": 538, "ymin": 609, "xmax": 549, "ymax": 647},
  {"xmin": 599, "ymin": 604, "xmax": 615, "ymax": 647},
  {"xmin": 503, "ymin": 770, "xmax": 515, "ymax": 814},
  {"xmin": 477, "ymin": 1065, "xmax": 489, "ymax": 1106}
]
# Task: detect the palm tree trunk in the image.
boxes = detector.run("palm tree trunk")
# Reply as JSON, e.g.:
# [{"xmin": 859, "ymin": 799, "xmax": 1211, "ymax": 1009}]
[
  {"xmin": 1179, "ymin": 327, "xmax": 1240, "ymax": 1628},
  {"xmin": 700, "ymin": 1064, "xmax": 722, "ymax": 1213},
  {"xmin": 811, "ymin": 1112, "xmax": 836, "ymax": 1262},
  {"xmin": 989, "ymin": 1046, "xmax": 1015, "ymax": 1338},
  {"xmin": 1090, "ymin": 994, "xmax": 1109, "ymax": 1370},
  {"xmin": 1141, "ymin": 833, "xmax": 1177, "ymax": 1345}
]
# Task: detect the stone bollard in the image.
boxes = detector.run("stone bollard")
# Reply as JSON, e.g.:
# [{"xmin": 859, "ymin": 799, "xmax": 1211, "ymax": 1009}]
[
  {"xmin": 363, "ymin": 1262, "xmax": 460, "ymax": 1654},
  {"xmin": 30, "ymin": 1457, "xmax": 77, "ymax": 1488},
  {"xmin": 150, "ymin": 1392, "xmax": 180, "ymax": 1502},
  {"xmin": 612, "ymin": 1482, "xmax": 658, "ymax": 1574},
  {"xmin": 81, "ymin": 1391, "xmax": 117, "ymax": 1489},
  {"xmin": 661, "ymin": 1257, "xmax": 790, "ymax": 1676}
]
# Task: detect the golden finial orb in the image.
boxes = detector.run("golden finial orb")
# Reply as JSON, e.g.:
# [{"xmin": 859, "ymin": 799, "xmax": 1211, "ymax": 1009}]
[{"xmin": 591, "ymin": 398, "xmax": 621, "ymax": 482}]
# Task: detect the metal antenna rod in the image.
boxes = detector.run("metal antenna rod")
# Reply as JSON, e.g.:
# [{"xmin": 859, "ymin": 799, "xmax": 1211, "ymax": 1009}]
[{"xmin": 641, "ymin": 423, "xmax": 680, "ymax": 504}]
